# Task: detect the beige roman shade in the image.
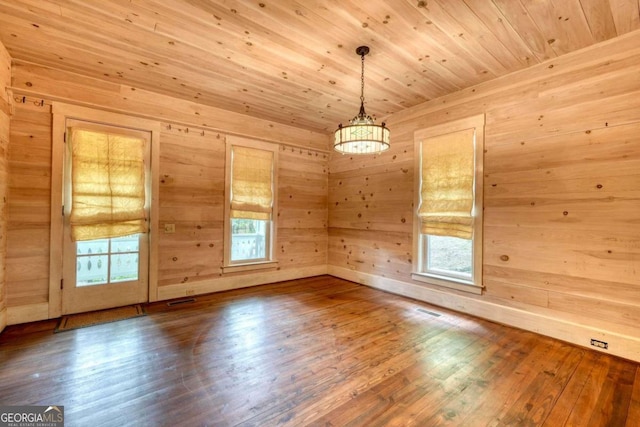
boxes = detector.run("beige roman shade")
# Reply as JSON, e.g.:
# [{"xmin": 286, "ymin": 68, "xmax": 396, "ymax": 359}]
[
  {"xmin": 230, "ymin": 146, "xmax": 274, "ymax": 220},
  {"xmin": 418, "ymin": 128, "xmax": 475, "ymax": 239},
  {"xmin": 69, "ymin": 128, "xmax": 147, "ymax": 241}
]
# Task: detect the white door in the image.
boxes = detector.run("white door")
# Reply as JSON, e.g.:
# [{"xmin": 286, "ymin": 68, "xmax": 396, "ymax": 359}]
[{"xmin": 62, "ymin": 120, "xmax": 150, "ymax": 315}]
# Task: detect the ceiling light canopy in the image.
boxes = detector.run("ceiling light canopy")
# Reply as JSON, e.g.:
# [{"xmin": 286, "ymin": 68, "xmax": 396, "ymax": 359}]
[{"xmin": 334, "ymin": 46, "xmax": 390, "ymax": 155}]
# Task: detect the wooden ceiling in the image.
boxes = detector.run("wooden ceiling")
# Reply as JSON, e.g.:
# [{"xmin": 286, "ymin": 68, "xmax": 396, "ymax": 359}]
[{"xmin": 0, "ymin": 1, "xmax": 639, "ymax": 133}]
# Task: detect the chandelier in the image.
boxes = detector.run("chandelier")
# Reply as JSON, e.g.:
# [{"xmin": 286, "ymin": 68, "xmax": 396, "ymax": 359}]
[{"xmin": 334, "ymin": 46, "xmax": 390, "ymax": 155}]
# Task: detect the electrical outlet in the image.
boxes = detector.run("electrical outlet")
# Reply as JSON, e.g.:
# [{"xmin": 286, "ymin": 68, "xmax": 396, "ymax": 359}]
[
  {"xmin": 164, "ymin": 223, "xmax": 175, "ymax": 233},
  {"xmin": 590, "ymin": 339, "xmax": 608, "ymax": 350},
  {"xmin": 185, "ymin": 289, "xmax": 195, "ymax": 296}
]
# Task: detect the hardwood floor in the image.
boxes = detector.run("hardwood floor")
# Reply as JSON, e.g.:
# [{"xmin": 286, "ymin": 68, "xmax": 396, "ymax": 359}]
[{"xmin": 1, "ymin": 276, "xmax": 639, "ymax": 426}]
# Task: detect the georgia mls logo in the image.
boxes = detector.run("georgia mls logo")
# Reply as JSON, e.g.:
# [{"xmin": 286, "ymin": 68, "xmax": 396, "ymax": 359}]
[
  {"xmin": 0, "ymin": 405, "xmax": 64, "ymax": 427},
  {"xmin": 44, "ymin": 406, "xmax": 63, "ymax": 419}
]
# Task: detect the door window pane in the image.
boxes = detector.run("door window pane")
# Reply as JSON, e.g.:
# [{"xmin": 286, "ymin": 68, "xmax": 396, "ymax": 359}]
[
  {"xmin": 110, "ymin": 253, "xmax": 139, "ymax": 283},
  {"xmin": 111, "ymin": 235, "xmax": 139, "ymax": 252},
  {"xmin": 77, "ymin": 239, "xmax": 109, "ymax": 255},
  {"xmin": 76, "ymin": 234, "xmax": 140, "ymax": 287},
  {"xmin": 77, "ymin": 255, "xmax": 109, "ymax": 286}
]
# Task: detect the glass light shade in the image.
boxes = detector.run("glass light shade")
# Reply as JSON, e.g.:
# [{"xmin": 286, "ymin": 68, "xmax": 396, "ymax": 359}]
[{"xmin": 334, "ymin": 116, "xmax": 390, "ymax": 155}]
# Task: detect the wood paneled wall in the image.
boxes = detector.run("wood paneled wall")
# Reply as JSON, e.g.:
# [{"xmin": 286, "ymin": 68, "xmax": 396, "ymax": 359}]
[
  {"xmin": 11, "ymin": 62, "xmax": 326, "ymax": 147},
  {"xmin": 328, "ymin": 30, "xmax": 640, "ymax": 361},
  {"xmin": 157, "ymin": 126, "xmax": 328, "ymax": 293},
  {"xmin": 0, "ymin": 41, "xmax": 10, "ymax": 331},
  {"xmin": 6, "ymin": 63, "xmax": 328, "ymax": 321},
  {"xmin": 5, "ymin": 100, "xmax": 50, "ymax": 312}
]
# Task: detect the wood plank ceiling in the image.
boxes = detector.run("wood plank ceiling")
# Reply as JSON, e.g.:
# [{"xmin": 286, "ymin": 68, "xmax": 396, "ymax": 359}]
[{"xmin": 0, "ymin": 0, "xmax": 639, "ymax": 133}]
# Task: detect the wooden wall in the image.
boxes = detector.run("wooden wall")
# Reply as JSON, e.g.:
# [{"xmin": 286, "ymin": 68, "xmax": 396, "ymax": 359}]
[
  {"xmin": 156, "ymin": 125, "xmax": 328, "ymax": 299},
  {"xmin": 6, "ymin": 100, "xmax": 51, "ymax": 319},
  {"xmin": 0, "ymin": 41, "xmax": 10, "ymax": 331},
  {"xmin": 328, "ymin": 30, "xmax": 640, "ymax": 361},
  {"xmin": 5, "ymin": 62, "xmax": 328, "ymax": 322}
]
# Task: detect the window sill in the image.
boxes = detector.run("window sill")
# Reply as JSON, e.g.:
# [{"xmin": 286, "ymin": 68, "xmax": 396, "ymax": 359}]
[
  {"xmin": 222, "ymin": 261, "xmax": 278, "ymax": 274},
  {"xmin": 411, "ymin": 273, "xmax": 483, "ymax": 295}
]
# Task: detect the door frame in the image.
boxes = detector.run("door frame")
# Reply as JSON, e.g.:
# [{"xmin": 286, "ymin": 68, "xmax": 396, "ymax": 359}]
[{"xmin": 50, "ymin": 103, "xmax": 160, "ymax": 318}]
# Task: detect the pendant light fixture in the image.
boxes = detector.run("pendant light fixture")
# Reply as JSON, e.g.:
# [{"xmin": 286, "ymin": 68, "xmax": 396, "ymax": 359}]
[{"xmin": 334, "ymin": 46, "xmax": 390, "ymax": 155}]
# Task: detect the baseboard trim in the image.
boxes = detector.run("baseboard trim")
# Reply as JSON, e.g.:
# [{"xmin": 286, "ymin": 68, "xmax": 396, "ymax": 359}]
[
  {"xmin": 7, "ymin": 303, "xmax": 50, "ymax": 325},
  {"xmin": 157, "ymin": 265, "xmax": 329, "ymax": 301},
  {"xmin": 4, "ymin": 267, "xmax": 329, "ymax": 326},
  {"xmin": 328, "ymin": 266, "xmax": 640, "ymax": 362}
]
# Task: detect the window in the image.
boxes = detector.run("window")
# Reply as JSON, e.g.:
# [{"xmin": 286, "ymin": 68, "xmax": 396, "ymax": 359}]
[
  {"xmin": 223, "ymin": 137, "xmax": 278, "ymax": 272},
  {"xmin": 412, "ymin": 115, "xmax": 484, "ymax": 294}
]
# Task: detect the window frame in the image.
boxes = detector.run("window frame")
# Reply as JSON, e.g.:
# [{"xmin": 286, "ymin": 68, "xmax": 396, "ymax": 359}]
[
  {"xmin": 222, "ymin": 136, "xmax": 278, "ymax": 273},
  {"xmin": 412, "ymin": 114, "xmax": 485, "ymax": 294}
]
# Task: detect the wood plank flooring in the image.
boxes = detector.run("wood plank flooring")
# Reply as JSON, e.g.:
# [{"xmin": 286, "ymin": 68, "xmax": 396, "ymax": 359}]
[{"xmin": 0, "ymin": 276, "xmax": 638, "ymax": 426}]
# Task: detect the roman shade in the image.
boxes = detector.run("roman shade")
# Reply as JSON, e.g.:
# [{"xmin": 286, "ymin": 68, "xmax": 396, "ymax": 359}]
[
  {"xmin": 418, "ymin": 128, "xmax": 475, "ymax": 239},
  {"xmin": 230, "ymin": 146, "xmax": 274, "ymax": 220},
  {"xmin": 69, "ymin": 128, "xmax": 147, "ymax": 241}
]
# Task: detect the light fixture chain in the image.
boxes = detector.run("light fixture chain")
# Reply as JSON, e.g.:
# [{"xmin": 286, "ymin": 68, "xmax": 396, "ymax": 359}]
[{"xmin": 360, "ymin": 52, "xmax": 365, "ymax": 104}]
